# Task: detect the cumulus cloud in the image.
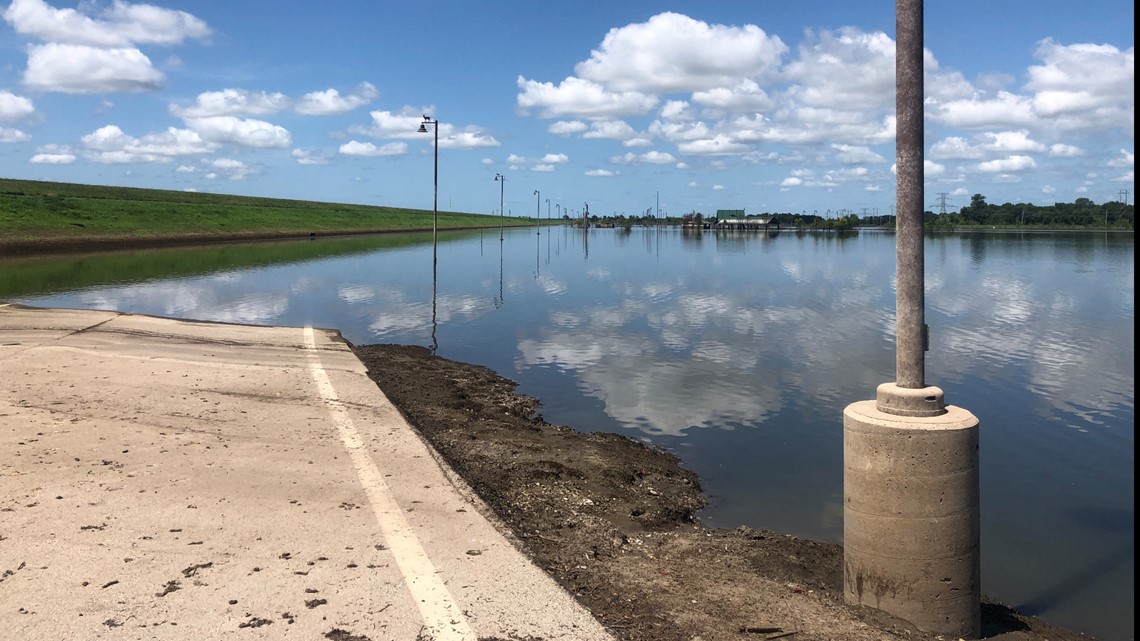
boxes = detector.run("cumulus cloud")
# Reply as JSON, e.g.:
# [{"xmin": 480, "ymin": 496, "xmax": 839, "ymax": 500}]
[
  {"xmin": 1025, "ymin": 39, "xmax": 1134, "ymax": 126},
  {"xmin": 930, "ymin": 136, "xmax": 984, "ymax": 160},
  {"xmin": 548, "ymin": 120, "xmax": 588, "ymax": 135},
  {"xmin": 5, "ymin": 0, "xmax": 210, "ymax": 94},
  {"xmin": 976, "ymin": 155, "xmax": 1037, "ymax": 172},
  {"xmin": 24, "ymin": 43, "xmax": 164, "ymax": 93},
  {"xmin": 929, "ymin": 91, "xmax": 1037, "ymax": 129},
  {"xmin": 581, "ymin": 120, "xmax": 637, "ymax": 141},
  {"xmin": 295, "ymin": 82, "xmax": 378, "ymax": 115},
  {"xmin": 1, "ymin": 127, "xmax": 31, "ymax": 142},
  {"xmin": 0, "ymin": 90, "xmax": 36, "ymax": 121},
  {"xmin": 691, "ymin": 79, "xmax": 774, "ymax": 112},
  {"xmin": 80, "ymin": 124, "xmax": 217, "ymax": 162},
  {"xmin": 982, "ymin": 130, "xmax": 1046, "ymax": 153},
  {"xmin": 517, "ymin": 75, "xmax": 658, "ymax": 118},
  {"xmin": 1048, "ymin": 143, "xmax": 1084, "ymax": 157},
  {"xmin": 782, "ymin": 27, "xmax": 895, "ymax": 111},
  {"xmin": 171, "ymin": 89, "xmax": 290, "ymax": 118},
  {"xmin": 30, "ymin": 150, "xmax": 74, "ymax": 163},
  {"xmin": 608, "ymin": 150, "xmax": 676, "ymax": 165},
  {"xmin": 338, "ymin": 140, "xmax": 407, "ymax": 156},
  {"xmin": 575, "ymin": 12, "xmax": 786, "ymax": 93},
  {"xmin": 3, "ymin": 0, "xmax": 210, "ymax": 48},
  {"xmin": 586, "ymin": 168, "xmax": 614, "ymax": 177},
  {"xmin": 291, "ymin": 148, "xmax": 331, "ymax": 165},
  {"xmin": 831, "ymin": 143, "xmax": 886, "ymax": 164},
  {"xmin": 183, "ymin": 116, "xmax": 292, "ymax": 148}
]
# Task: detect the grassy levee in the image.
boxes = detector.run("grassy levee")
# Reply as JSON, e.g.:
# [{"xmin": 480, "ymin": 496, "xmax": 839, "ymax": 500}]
[{"xmin": 0, "ymin": 178, "xmax": 527, "ymax": 251}]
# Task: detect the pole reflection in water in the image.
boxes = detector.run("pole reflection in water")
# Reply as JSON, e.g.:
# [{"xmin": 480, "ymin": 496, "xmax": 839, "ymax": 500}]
[
  {"xmin": 494, "ymin": 238, "xmax": 504, "ymax": 309},
  {"xmin": 430, "ymin": 236, "xmax": 438, "ymax": 353}
]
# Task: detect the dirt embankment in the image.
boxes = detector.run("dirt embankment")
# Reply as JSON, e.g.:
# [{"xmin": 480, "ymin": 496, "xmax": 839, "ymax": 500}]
[{"xmin": 352, "ymin": 343, "xmax": 1091, "ymax": 641}]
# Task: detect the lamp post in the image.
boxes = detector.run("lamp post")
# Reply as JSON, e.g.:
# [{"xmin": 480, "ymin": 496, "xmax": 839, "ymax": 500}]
[
  {"xmin": 494, "ymin": 173, "xmax": 505, "ymax": 241},
  {"xmin": 546, "ymin": 198, "xmax": 550, "ymax": 226},
  {"xmin": 417, "ymin": 115, "xmax": 439, "ymax": 238},
  {"xmin": 533, "ymin": 190, "xmax": 541, "ymax": 235}
]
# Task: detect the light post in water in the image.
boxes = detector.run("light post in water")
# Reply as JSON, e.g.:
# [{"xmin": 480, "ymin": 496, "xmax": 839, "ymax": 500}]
[
  {"xmin": 416, "ymin": 115, "xmax": 439, "ymax": 238},
  {"xmin": 494, "ymin": 173, "xmax": 505, "ymax": 241},
  {"xmin": 842, "ymin": 0, "xmax": 981, "ymax": 637},
  {"xmin": 534, "ymin": 189, "xmax": 541, "ymax": 235}
]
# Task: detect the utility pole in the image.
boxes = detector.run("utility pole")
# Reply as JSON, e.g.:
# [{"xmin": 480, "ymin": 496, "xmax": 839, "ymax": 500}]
[{"xmin": 936, "ymin": 192, "xmax": 949, "ymax": 215}]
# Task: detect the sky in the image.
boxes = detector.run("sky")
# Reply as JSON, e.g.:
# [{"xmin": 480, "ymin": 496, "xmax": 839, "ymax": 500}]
[{"xmin": 0, "ymin": 0, "xmax": 1134, "ymax": 219}]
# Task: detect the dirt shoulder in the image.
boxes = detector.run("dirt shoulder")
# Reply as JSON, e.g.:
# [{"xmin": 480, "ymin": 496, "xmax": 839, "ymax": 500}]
[{"xmin": 351, "ymin": 343, "xmax": 1092, "ymax": 641}]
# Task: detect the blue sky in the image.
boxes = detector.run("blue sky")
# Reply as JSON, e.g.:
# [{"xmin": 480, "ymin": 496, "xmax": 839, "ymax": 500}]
[{"xmin": 0, "ymin": 0, "xmax": 1133, "ymax": 219}]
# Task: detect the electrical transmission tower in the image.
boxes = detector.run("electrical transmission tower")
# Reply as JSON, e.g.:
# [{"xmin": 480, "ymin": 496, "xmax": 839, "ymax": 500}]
[{"xmin": 931, "ymin": 192, "xmax": 950, "ymax": 215}]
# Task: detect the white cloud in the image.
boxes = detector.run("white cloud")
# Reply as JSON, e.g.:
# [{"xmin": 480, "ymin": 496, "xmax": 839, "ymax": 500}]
[
  {"xmin": 582, "ymin": 119, "xmax": 637, "ymax": 141},
  {"xmin": 1107, "ymin": 148, "xmax": 1134, "ymax": 168},
  {"xmin": 574, "ymin": 12, "xmax": 786, "ymax": 93},
  {"xmin": 1025, "ymin": 39, "xmax": 1134, "ymax": 127},
  {"xmin": 517, "ymin": 75, "xmax": 658, "ymax": 119},
  {"xmin": 930, "ymin": 136, "xmax": 984, "ymax": 160},
  {"xmin": 976, "ymin": 155, "xmax": 1037, "ymax": 172},
  {"xmin": 782, "ymin": 28, "xmax": 895, "ymax": 111},
  {"xmin": 295, "ymin": 82, "xmax": 378, "ymax": 115},
  {"xmin": 30, "ymin": 151, "xmax": 74, "ymax": 163},
  {"xmin": 691, "ymin": 79, "xmax": 774, "ymax": 112},
  {"xmin": 1048, "ymin": 143, "xmax": 1084, "ymax": 157},
  {"xmin": 925, "ymin": 159, "xmax": 946, "ymax": 175},
  {"xmin": 439, "ymin": 130, "xmax": 500, "ymax": 149},
  {"xmin": 204, "ymin": 157, "xmax": 255, "ymax": 179},
  {"xmin": 184, "ymin": 116, "xmax": 292, "ymax": 148},
  {"xmin": 338, "ymin": 140, "xmax": 407, "ymax": 156},
  {"xmin": 548, "ymin": 120, "xmax": 587, "ymax": 135},
  {"xmin": 1, "ymin": 127, "xmax": 31, "ymax": 142},
  {"xmin": 3, "ymin": 0, "xmax": 210, "ymax": 48},
  {"xmin": 291, "ymin": 148, "xmax": 331, "ymax": 165},
  {"xmin": 541, "ymin": 153, "xmax": 569, "ymax": 163},
  {"xmin": 676, "ymin": 135, "xmax": 749, "ymax": 155},
  {"xmin": 831, "ymin": 143, "xmax": 886, "ymax": 164},
  {"xmin": 608, "ymin": 150, "xmax": 676, "ymax": 165},
  {"xmin": 0, "ymin": 90, "xmax": 35, "ymax": 121},
  {"xmin": 930, "ymin": 91, "xmax": 1036, "ymax": 129},
  {"xmin": 586, "ymin": 169, "xmax": 614, "ymax": 177},
  {"xmin": 171, "ymin": 89, "xmax": 290, "ymax": 118},
  {"xmin": 532, "ymin": 164, "xmax": 555, "ymax": 172},
  {"xmin": 80, "ymin": 124, "xmax": 217, "ymax": 163},
  {"xmin": 24, "ymin": 43, "xmax": 163, "ymax": 93},
  {"xmin": 981, "ymin": 130, "xmax": 1046, "ymax": 153}
]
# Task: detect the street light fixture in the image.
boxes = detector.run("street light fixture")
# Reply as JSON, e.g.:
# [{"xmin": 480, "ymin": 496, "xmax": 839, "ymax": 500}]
[
  {"xmin": 494, "ymin": 173, "xmax": 505, "ymax": 241},
  {"xmin": 417, "ymin": 115, "xmax": 439, "ymax": 237},
  {"xmin": 534, "ymin": 189, "xmax": 541, "ymax": 236}
]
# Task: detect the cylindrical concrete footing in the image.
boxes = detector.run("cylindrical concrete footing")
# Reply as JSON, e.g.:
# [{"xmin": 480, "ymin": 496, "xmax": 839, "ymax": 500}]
[{"xmin": 843, "ymin": 390, "xmax": 981, "ymax": 639}]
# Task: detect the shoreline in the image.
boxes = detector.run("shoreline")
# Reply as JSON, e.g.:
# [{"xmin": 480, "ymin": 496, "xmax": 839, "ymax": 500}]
[
  {"xmin": 351, "ymin": 343, "xmax": 1094, "ymax": 641},
  {"xmin": 2, "ymin": 224, "xmax": 1130, "ymax": 257}
]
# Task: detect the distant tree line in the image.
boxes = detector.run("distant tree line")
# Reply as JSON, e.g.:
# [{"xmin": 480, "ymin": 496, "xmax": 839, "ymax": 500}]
[{"xmin": 563, "ymin": 196, "xmax": 1134, "ymax": 230}]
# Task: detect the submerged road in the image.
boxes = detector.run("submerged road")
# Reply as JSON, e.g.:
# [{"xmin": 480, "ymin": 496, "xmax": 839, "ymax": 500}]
[{"xmin": 0, "ymin": 303, "xmax": 615, "ymax": 640}]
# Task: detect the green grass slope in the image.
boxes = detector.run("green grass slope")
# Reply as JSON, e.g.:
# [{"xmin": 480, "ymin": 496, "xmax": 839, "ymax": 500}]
[{"xmin": 0, "ymin": 178, "xmax": 520, "ymax": 244}]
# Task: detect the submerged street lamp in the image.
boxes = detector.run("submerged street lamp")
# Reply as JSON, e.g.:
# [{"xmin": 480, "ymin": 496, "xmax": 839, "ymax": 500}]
[
  {"xmin": 417, "ymin": 115, "xmax": 439, "ymax": 237},
  {"xmin": 494, "ymin": 173, "xmax": 505, "ymax": 241}
]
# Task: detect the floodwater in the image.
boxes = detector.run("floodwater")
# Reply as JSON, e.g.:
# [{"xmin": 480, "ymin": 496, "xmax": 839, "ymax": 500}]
[{"xmin": 2, "ymin": 225, "xmax": 1133, "ymax": 641}]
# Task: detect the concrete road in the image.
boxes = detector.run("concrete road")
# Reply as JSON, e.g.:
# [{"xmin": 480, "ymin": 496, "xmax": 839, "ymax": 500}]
[{"xmin": 0, "ymin": 304, "xmax": 616, "ymax": 641}]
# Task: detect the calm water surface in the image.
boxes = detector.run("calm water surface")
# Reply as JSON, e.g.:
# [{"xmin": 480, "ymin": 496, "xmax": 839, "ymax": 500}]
[{"xmin": 2, "ymin": 227, "xmax": 1133, "ymax": 641}]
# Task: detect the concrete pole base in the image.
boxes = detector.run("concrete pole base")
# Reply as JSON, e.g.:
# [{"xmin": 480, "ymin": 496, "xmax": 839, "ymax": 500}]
[{"xmin": 843, "ymin": 385, "xmax": 981, "ymax": 639}]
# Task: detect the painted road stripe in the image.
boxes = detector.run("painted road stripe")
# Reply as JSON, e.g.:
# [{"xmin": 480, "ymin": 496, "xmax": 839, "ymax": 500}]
[{"xmin": 303, "ymin": 326, "xmax": 475, "ymax": 641}]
